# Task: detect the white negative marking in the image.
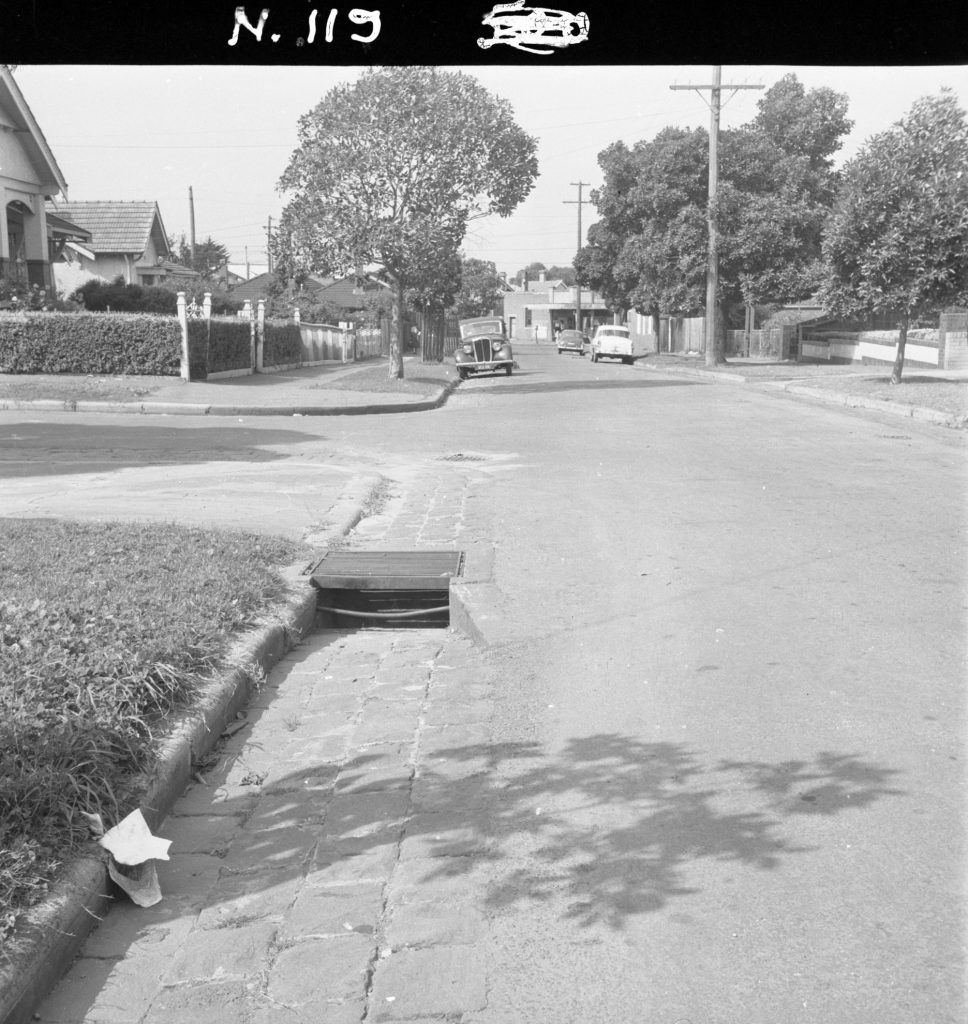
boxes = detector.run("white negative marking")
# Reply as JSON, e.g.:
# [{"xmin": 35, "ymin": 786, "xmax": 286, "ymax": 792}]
[{"xmin": 478, "ymin": 1, "xmax": 589, "ymax": 55}]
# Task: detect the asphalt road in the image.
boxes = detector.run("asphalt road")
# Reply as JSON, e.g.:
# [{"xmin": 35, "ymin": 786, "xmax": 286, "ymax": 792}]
[{"xmin": 2, "ymin": 347, "xmax": 965, "ymax": 1022}]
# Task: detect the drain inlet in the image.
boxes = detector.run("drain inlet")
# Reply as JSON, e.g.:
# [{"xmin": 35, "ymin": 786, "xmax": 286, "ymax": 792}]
[{"xmin": 307, "ymin": 551, "xmax": 465, "ymax": 630}]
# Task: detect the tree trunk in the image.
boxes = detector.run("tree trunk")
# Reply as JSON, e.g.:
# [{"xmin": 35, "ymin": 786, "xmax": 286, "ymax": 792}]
[
  {"xmin": 388, "ymin": 276, "xmax": 404, "ymax": 379},
  {"xmin": 891, "ymin": 314, "xmax": 909, "ymax": 385}
]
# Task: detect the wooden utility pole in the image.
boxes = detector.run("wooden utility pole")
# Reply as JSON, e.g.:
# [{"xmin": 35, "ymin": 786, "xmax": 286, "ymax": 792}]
[
  {"xmin": 563, "ymin": 181, "xmax": 590, "ymax": 333},
  {"xmin": 188, "ymin": 186, "xmax": 196, "ymax": 265},
  {"xmin": 266, "ymin": 216, "xmax": 273, "ymax": 274},
  {"xmin": 671, "ymin": 68, "xmax": 762, "ymax": 366}
]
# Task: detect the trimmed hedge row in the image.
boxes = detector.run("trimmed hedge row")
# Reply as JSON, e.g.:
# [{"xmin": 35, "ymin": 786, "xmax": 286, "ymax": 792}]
[
  {"xmin": 263, "ymin": 320, "xmax": 304, "ymax": 367},
  {"xmin": 0, "ymin": 312, "xmax": 182, "ymax": 375},
  {"xmin": 207, "ymin": 318, "xmax": 253, "ymax": 374},
  {"xmin": 186, "ymin": 319, "xmax": 209, "ymax": 381}
]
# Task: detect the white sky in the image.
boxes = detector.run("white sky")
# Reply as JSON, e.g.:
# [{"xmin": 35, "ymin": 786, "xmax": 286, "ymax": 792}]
[{"xmin": 15, "ymin": 64, "xmax": 968, "ymax": 278}]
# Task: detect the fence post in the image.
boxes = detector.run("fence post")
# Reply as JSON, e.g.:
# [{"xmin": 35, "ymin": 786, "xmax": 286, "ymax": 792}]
[
  {"xmin": 176, "ymin": 291, "xmax": 189, "ymax": 380},
  {"xmin": 256, "ymin": 299, "xmax": 265, "ymax": 372},
  {"xmin": 203, "ymin": 292, "xmax": 212, "ymax": 321},
  {"xmin": 293, "ymin": 307, "xmax": 300, "ymax": 324}
]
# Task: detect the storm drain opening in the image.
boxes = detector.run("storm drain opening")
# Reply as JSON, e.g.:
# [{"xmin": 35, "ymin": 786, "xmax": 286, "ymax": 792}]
[{"xmin": 306, "ymin": 550, "xmax": 465, "ymax": 630}]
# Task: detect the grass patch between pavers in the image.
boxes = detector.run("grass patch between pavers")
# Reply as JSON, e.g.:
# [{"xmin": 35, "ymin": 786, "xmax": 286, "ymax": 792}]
[{"xmin": 0, "ymin": 518, "xmax": 310, "ymax": 945}]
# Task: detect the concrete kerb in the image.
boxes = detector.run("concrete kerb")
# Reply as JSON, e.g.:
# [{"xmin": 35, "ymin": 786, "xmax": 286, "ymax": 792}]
[
  {"xmin": 0, "ymin": 474, "xmax": 395, "ymax": 1024},
  {"xmin": 0, "ymin": 378, "xmax": 460, "ymax": 418},
  {"xmin": 632, "ymin": 359, "xmax": 966, "ymax": 430},
  {"xmin": 779, "ymin": 381, "xmax": 967, "ymax": 430},
  {"xmin": 0, "ymin": 589, "xmax": 318, "ymax": 1024}
]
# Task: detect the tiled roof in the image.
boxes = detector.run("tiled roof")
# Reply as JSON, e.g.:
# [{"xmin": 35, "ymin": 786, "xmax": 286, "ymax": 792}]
[
  {"xmin": 157, "ymin": 260, "xmax": 200, "ymax": 278},
  {"xmin": 43, "ymin": 201, "xmax": 166, "ymax": 255},
  {"xmin": 229, "ymin": 272, "xmax": 275, "ymax": 301}
]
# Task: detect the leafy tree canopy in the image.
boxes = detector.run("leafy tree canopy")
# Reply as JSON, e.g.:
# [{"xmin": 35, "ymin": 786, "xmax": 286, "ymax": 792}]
[
  {"xmin": 575, "ymin": 74, "xmax": 853, "ymax": 325},
  {"xmin": 510, "ymin": 262, "xmax": 576, "ymax": 287},
  {"xmin": 819, "ymin": 89, "xmax": 968, "ymax": 381},
  {"xmin": 169, "ymin": 234, "xmax": 231, "ymax": 280},
  {"xmin": 274, "ymin": 66, "xmax": 538, "ymax": 375},
  {"xmin": 450, "ymin": 256, "xmax": 505, "ymax": 319}
]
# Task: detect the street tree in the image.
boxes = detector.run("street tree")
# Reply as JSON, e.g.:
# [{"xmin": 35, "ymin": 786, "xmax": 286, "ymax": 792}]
[
  {"xmin": 512, "ymin": 261, "xmax": 547, "ymax": 287},
  {"xmin": 169, "ymin": 234, "xmax": 231, "ymax": 280},
  {"xmin": 820, "ymin": 90, "xmax": 968, "ymax": 383},
  {"xmin": 576, "ymin": 74, "xmax": 852, "ymax": 359},
  {"xmin": 451, "ymin": 257, "xmax": 505, "ymax": 319},
  {"xmin": 275, "ymin": 67, "xmax": 538, "ymax": 377}
]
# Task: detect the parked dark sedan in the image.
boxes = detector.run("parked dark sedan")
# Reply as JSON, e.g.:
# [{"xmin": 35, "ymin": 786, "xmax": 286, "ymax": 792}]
[
  {"xmin": 454, "ymin": 316, "xmax": 514, "ymax": 379},
  {"xmin": 557, "ymin": 329, "xmax": 589, "ymax": 356}
]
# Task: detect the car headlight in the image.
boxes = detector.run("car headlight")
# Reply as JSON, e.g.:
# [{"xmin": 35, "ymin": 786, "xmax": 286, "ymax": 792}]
[
  {"xmin": 462, "ymin": 345, "xmax": 473, "ymax": 355},
  {"xmin": 492, "ymin": 340, "xmax": 503, "ymax": 352}
]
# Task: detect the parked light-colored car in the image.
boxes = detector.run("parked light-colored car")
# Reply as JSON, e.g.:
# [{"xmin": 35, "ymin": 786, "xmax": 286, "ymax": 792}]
[{"xmin": 590, "ymin": 324, "xmax": 646, "ymax": 365}]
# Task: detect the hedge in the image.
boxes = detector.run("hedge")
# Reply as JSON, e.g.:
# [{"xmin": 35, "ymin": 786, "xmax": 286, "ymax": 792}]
[
  {"xmin": 207, "ymin": 318, "xmax": 252, "ymax": 374},
  {"xmin": 186, "ymin": 319, "xmax": 209, "ymax": 381},
  {"xmin": 0, "ymin": 311, "xmax": 182, "ymax": 375},
  {"xmin": 263, "ymin": 320, "xmax": 304, "ymax": 368}
]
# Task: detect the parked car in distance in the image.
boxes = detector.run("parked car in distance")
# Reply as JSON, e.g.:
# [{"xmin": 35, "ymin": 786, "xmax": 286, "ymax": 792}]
[
  {"xmin": 590, "ymin": 324, "xmax": 647, "ymax": 364},
  {"xmin": 557, "ymin": 329, "xmax": 589, "ymax": 356},
  {"xmin": 455, "ymin": 316, "xmax": 514, "ymax": 379}
]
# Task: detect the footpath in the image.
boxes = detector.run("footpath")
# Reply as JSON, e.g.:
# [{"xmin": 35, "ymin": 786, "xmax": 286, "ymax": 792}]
[{"xmin": 0, "ymin": 353, "xmax": 964, "ymax": 427}]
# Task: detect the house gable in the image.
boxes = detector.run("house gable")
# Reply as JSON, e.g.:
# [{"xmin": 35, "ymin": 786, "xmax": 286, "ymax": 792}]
[{"xmin": 0, "ymin": 67, "xmax": 67, "ymax": 195}]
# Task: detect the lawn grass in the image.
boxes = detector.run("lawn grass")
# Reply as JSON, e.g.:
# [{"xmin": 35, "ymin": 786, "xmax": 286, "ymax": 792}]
[{"xmin": 0, "ymin": 518, "xmax": 309, "ymax": 942}]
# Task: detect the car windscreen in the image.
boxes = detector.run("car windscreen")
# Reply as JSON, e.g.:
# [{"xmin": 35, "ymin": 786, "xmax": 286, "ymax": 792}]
[{"xmin": 459, "ymin": 320, "xmax": 504, "ymax": 339}]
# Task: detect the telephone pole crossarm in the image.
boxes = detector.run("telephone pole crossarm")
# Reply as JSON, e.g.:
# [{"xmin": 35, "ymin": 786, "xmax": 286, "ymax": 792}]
[{"xmin": 563, "ymin": 180, "xmax": 591, "ymax": 333}]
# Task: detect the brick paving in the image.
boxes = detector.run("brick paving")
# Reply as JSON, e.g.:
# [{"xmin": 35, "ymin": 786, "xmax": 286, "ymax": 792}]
[{"xmin": 36, "ymin": 467, "xmax": 499, "ymax": 1023}]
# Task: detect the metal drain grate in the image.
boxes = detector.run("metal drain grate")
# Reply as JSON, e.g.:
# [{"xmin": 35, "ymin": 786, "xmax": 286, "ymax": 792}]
[{"xmin": 307, "ymin": 550, "xmax": 465, "ymax": 629}]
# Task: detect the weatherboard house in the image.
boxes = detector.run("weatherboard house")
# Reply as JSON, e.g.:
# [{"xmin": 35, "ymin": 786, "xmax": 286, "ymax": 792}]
[{"xmin": 0, "ymin": 65, "xmax": 91, "ymax": 291}]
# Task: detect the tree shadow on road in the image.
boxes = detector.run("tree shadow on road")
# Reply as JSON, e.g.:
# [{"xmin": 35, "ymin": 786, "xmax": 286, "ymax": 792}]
[
  {"xmin": 0, "ymin": 422, "xmax": 321, "ymax": 479},
  {"xmin": 174, "ymin": 713, "xmax": 904, "ymax": 933},
  {"xmin": 409, "ymin": 734, "xmax": 903, "ymax": 928},
  {"xmin": 470, "ymin": 378, "xmax": 705, "ymax": 396}
]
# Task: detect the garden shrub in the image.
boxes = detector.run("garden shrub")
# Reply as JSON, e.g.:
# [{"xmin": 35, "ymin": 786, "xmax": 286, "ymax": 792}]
[
  {"xmin": 0, "ymin": 311, "xmax": 182, "ymax": 375},
  {"xmin": 262, "ymin": 320, "xmax": 304, "ymax": 367},
  {"xmin": 207, "ymin": 318, "xmax": 252, "ymax": 374},
  {"xmin": 74, "ymin": 277, "xmax": 177, "ymax": 314},
  {"xmin": 0, "ymin": 279, "xmax": 79, "ymax": 312}
]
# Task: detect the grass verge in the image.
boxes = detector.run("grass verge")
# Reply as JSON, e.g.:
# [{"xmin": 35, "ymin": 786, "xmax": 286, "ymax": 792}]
[
  {"xmin": 0, "ymin": 518, "xmax": 309, "ymax": 944},
  {"xmin": 313, "ymin": 357, "xmax": 456, "ymax": 396}
]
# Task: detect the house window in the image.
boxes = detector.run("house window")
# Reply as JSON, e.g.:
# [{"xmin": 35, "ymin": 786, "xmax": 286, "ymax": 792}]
[
  {"xmin": 524, "ymin": 308, "xmax": 532, "ymax": 327},
  {"xmin": 141, "ymin": 275, "xmax": 155, "ymax": 286}
]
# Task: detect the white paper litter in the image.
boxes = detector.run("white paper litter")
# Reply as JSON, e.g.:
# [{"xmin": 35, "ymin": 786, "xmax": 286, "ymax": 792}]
[{"xmin": 97, "ymin": 809, "xmax": 172, "ymax": 907}]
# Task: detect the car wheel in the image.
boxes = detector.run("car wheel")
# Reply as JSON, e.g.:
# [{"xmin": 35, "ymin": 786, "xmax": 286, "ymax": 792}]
[
  {"xmin": 505, "ymin": 365, "xmax": 512, "ymax": 376},
  {"xmin": 623, "ymin": 356, "xmax": 633, "ymax": 365},
  {"xmin": 457, "ymin": 368, "xmax": 467, "ymax": 380}
]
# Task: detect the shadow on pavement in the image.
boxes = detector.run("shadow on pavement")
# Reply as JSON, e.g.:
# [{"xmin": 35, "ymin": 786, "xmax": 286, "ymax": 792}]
[
  {"xmin": 0, "ymin": 422, "xmax": 322, "ymax": 479},
  {"xmin": 471, "ymin": 378, "xmax": 705, "ymax": 396},
  {"xmin": 159, "ymin": 725, "xmax": 903, "ymax": 933}
]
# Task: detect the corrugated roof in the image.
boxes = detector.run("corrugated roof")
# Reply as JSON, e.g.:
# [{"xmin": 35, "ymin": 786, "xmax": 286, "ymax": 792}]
[{"xmin": 43, "ymin": 201, "xmax": 165, "ymax": 255}]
